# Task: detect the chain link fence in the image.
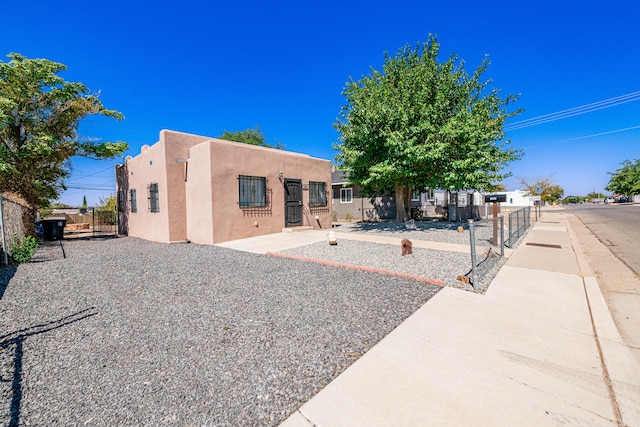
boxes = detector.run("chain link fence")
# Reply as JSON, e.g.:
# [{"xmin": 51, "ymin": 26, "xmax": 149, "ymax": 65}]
[
  {"xmin": 505, "ymin": 206, "xmax": 531, "ymax": 248},
  {"xmin": 466, "ymin": 206, "xmax": 535, "ymax": 291},
  {"xmin": 465, "ymin": 216, "xmax": 504, "ymax": 290}
]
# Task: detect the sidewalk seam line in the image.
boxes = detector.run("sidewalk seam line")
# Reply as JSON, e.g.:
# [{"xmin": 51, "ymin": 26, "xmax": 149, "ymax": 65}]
[{"xmin": 296, "ymin": 409, "xmax": 316, "ymax": 426}]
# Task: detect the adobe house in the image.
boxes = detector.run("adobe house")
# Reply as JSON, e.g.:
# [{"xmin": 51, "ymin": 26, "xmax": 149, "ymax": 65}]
[{"xmin": 115, "ymin": 130, "xmax": 332, "ymax": 244}]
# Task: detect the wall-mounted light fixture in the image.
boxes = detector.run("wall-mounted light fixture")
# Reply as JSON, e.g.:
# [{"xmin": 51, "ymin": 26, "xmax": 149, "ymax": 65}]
[{"xmin": 278, "ymin": 170, "xmax": 283, "ymax": 180}]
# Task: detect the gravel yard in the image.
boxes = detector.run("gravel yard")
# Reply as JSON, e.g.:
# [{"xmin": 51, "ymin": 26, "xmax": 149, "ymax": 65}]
[
  {"xmin": 277, "ymin": 239, "xmax": 503, "ymax": 292},
  {"xmin": 335, "ymin": 220, "xmax": 498, "ymax": 246},
  {"xmin": 0, "ymin": 237, "xmax": 440, "ymax": 426},
  {"xmin": 279, "ymin": 220, "xmax": 508, "ymax": 293}
]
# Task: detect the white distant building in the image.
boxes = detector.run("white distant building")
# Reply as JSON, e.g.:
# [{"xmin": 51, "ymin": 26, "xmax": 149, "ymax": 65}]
[{"xmin": 500, "ymin": 190, "xmax": 535, "ymax": 206}]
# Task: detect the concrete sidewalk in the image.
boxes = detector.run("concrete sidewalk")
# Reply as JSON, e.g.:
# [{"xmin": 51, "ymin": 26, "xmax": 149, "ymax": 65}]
[{"xmin": 281, "ymin": 211, "xmax": 640, "ymax": 426}]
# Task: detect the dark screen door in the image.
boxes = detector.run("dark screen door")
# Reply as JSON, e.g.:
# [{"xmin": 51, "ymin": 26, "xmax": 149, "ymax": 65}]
[{"xmin": 284, "ymin": 179, "xmax": 302, "ymax": 226}]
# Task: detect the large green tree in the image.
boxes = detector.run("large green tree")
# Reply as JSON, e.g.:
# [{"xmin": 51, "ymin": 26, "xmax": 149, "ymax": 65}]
[
  {"xmin": 606, "ymin": 159, "xmax": 640, "ymax": 195},
  {"xmin": 334, "ymin": 35, "xmax": 522, "ymax": 221},
  {"xmin": 218, "ymin": 126, "xmax": 284, "ymax": 149},
  {"xmin": 0, "ymin": 53, "xmax": 127, "ymax": 214}
]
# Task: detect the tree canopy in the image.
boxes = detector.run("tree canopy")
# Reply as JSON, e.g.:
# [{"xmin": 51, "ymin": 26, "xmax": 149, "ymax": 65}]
[
  {"xmin": 334, "ymin": 35, "xmax": 522, "ymax": 220},
  {"xmin": 606, "ymin": 159, "xmax": 640, "ymax": 195},
  {"xmin": 519, "ymin": 176, "xmax": 564, "ymax": 203},
  {"xmin": 218, "ymin": 126, "xmax": 284, "ymax": 149},
  {"xmin": 0, "ymin": 53, "xmax": 128, "ymax": 211},
  {"xmin": 97, "ymin": 193, "xmax": 117, "ymax": 211}
]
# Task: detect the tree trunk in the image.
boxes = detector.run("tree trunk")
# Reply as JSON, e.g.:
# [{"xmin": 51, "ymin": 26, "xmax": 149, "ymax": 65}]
[{"xmin": 395, "ymin": 186, "xmax": 411, "ymax": 222}]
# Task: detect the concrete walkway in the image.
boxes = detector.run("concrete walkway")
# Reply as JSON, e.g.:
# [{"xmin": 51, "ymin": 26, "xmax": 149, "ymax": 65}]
[
  {"xmin": 215, "ymin": 227, "xmax": 513, "ymax": 257},
  {"xmin": 215, "ymin": 229, "xmax": 329, "ymax": 253},
  {"xmin": 280, "ymin": 211, "xmax": 640, "ymax": 426}
]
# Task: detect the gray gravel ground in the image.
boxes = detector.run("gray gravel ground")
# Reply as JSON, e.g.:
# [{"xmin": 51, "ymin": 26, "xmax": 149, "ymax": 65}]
[
  {"xmin": 0, "ymin": 237, "xmax": 440, "ymax": 426},
  {"xmin": 293, "ymin": 220, "xmax": 511, "ymax": 293},
  {"xmin": 278, "ymin": 239, "xmax": 504, "ymax": 293},
  {"xmin": 334, "ymin": 220, "xmax": 499, "ymax": 247}
]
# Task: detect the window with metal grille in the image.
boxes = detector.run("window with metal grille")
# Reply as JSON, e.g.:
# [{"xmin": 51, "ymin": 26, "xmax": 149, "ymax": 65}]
[
  {"xmin": 117, "ymin": 190, "xmax": 125, "ymax": 212},
  {"xmin": 238, "ymin": 175, "xmax": 266, "ymax": 207},
  {"xmin": 340, "ymin": 188, "xmax": 353, "ymax": 203},
  {"xmin": 148, "ymin": 183, "xmax": 159, "ymax": 212},
  {"xmin": 129, "ymin": 189, "xmax": 137, "ymax": 213},
  {"xmin": 309, "ymin": 181, "xmax": 327, "ymax": 207}
]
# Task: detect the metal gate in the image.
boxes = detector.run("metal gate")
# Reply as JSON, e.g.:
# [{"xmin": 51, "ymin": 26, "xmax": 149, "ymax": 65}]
[
  {"xmin": 284, "ymin": 179, "xmax": 303, "ymax": 227},
  {"xmin": 63, "ymin": 207, "xmax": 118, "ymax": 237},
  {"xmin": 93, "ymin": 209, "xmax": 117, "ymax": 235}
]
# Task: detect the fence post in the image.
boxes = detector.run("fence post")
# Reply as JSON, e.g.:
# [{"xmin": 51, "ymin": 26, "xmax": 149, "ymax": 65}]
[
  {"xmin": 468, "ymin": 219, "xmax": 478, "ymax": 290},
  {"xmin": 508, "ymin": 211, "xmax": 513, "ymax": 247},
  {"xmin": 0, "ymin": 197, "xmax": 7, "ymax": 266},
  {"xmin": 499, "ymin": 215, "xmax": 504, "ymax": 257}
]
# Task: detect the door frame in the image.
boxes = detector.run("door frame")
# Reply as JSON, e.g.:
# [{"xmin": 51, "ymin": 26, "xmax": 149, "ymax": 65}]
[{"xmin": 284, "ymin": 178, "xmax": 303, "ymax": 227}]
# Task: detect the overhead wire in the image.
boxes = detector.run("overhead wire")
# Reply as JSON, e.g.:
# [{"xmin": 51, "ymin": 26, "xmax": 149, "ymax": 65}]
[
  {"xmin": 66, "ymin": 164, "xmax": 117, "ymax": 181},
  {"xmin": 504, "ymin": 90, "xmax": 640, "ymax": 131},
  {"xmin": 558, "ymin": 125, "xmax": 640, "ymax": 143}
]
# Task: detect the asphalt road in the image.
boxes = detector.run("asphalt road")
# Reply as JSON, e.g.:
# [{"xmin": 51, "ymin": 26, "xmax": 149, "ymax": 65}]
[{"xmin": 564, "ymin": 203, "xmax": 640, "ymax": 275}]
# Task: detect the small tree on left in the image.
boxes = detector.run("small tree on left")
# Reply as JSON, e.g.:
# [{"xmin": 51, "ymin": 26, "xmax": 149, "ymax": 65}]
[{"xmin": 0, "ymin": 53, "xmax": 128, "ymax": 226}]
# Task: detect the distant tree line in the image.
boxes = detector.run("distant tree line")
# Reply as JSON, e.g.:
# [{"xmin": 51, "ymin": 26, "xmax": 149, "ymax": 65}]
[{"xmin": 218, "ymin": 126, "xmax": 284, "ymax": 149}]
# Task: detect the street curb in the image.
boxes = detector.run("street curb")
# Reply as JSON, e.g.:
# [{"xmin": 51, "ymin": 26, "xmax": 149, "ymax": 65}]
[{"xmin": 565, "ymin": 213, "xmax": 640, "ymax": 426}]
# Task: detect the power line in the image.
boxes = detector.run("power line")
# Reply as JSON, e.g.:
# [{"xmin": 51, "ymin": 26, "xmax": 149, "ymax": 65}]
[
  {"xmin": 66, "ymin": 164, "xmax": 116, "ymax": 181},
  {"xmin": 559, "ymin": 125, "xmax": 640, "ymax": 142},
  {"xmin": 65, "ymin": 179, "xmax": 116, "ymax": 191},
  {"xmin": 65, "ymin": 186, "xmax": 115, "ymax": 191},
  {"xmin": 519, "ymin": 124, "xmax": 640, "ymax": 150},
  {"xmin": 505, "ymin": 90, "xmax": 640, "ymax": 131}
]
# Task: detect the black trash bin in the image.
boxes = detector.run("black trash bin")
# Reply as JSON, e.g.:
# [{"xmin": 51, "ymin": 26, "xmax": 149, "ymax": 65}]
[{"xmin": 42, "ymin": 217, "xmax": 67, "ymax": 241}]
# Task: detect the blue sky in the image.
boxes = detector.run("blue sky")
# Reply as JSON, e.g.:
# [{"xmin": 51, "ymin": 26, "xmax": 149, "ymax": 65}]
[{"xmin": 2, "ymin": 0, "xmax": 639, "ymax": 205}]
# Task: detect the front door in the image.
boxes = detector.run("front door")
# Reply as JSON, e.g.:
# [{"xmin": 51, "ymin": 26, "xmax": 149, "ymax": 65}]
[{"xmin": 284, "ymin": 179, "xmax": 303, "ymax": 227}]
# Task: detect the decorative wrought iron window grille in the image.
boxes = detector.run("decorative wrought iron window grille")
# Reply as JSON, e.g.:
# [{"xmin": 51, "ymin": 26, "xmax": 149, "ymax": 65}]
[
  {"xmin": 117, "ymin": 190, "xmax": 126, "ymax": 212},
  {"xmin": 129, "ymin": 189, "xmax": 137, "ymax": 213},
  {"xmin": 148, "ymin": 183, "xmax": 159, "ymax": 212},
  {"xmin": 238, "ymin": 175, "xmax": 267, "ymax": 207},
  {"xmin": 309, "ymin": 181, "xmax": 327, "ymax": 207}
]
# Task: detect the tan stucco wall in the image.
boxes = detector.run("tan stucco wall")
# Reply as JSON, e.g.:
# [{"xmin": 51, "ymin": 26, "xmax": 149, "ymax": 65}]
[
  {"xmin": 119, "ymin": 130, "xmax": 332, "ymax": 244},
  {"xmin": 186, "ymin": 138, "xmax": 332, "ymax": 244},
  {"xmin": 123, "ymin": 130, "xmax": 209, "ymax": 243},
  {"xmin": 125, "ymin": 139, "xmax": 170, "ymax": 242},
  {"xmin": 185, "ymin": 142, "xmax": 214, "ymax": 244},
  {"xmin": 162, "ymin": 130, "xmax": 210, "ymax": 242}
]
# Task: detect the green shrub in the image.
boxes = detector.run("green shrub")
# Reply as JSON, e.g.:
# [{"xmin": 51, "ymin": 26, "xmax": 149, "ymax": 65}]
[
  {"xmin": 10, "ymin": 236, "xmax": 38, "ymax": 264},
  {"xmin": 345, "ymin": 211, "xmax": 353, "ymax": 222}
]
